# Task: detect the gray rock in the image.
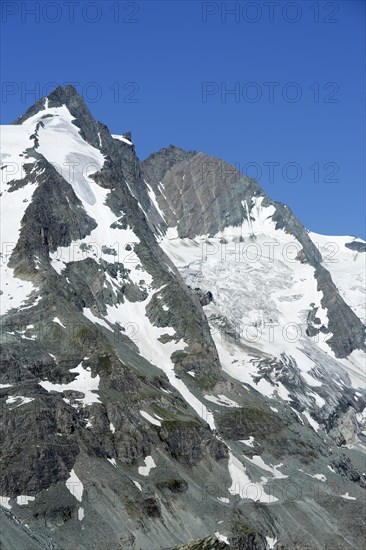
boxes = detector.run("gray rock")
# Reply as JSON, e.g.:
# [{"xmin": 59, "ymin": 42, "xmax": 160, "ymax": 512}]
[{"xmin": 1, "ymin": 86, "xmax": 365, "ymax": 550}]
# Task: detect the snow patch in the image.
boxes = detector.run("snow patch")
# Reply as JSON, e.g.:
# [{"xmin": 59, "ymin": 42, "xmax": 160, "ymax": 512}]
[
  {"xmin": 215, "ymin": 532, "xmax": 229, "ymax": 544},
  {"xmin": 16, "ymin": 495, "xmax": 35, "ymax": 506},
  {"xmin": 53, "ymin": 317, "xmax": 66, "ymax": 328},
  {"xmin": 244, "ymin": 455, "xmax": 287, "ymax": 479},
  {"xmin": 0, "ymin": 266, "xmax": 37, "ymax": 315},
  {"xmin": 138, "ymin": 456, "xmax": 156, "ymax": 477},
  {"xmin": 145, "ymin": 179, "xmax": 166, "ymax": 222},
  {"xmin": 0, "ymin": 497, "xmax": 11, "ymax": 510},
  {"xmin": 302, "ymin": 411, "xmax": 320, "ymax": 432},
  {"xmin": 266, "ymin": 536, "xmax": 278, "ymax": 549},
  {"xmin": 240, "ymin": 436, "xmax": 255, "ymax": 448},
  {"xmin": 6, "ymin": 396, "xmax": 34, "ymax": 407},
  {"xmin": 340, "ymin": 492, "xmax": 356, "ymax": 500},
  {"xmin": 133, "ymin": 480, "xmax": 142, "ymax": 491},
  {"xmin": 140, "ymin": 410, "xmax": 161, "ymax": 426},
  {"xmin": 204, "ymin": 394, "xmax": 240, "ymax": 408},
  {"xmin": 83, "ymin": 307, "xmax": 112, "ymax": 331},
  {"xmin": 227, "ymin": 451, "xmax": 277, "ymax": 503},
  {"xmin": 66, "ymin": 469, "xmax": 83, "ymax": 502},
  {"xmin": 298, "ymin": 469, "xmax": 326, "ymax": 482},
  {"xmin": 39, "ymin": 361, "xmax": 100, "ymax": 406},
  {"xmin": 111, "ymin": 134, "xmax": 133, "ymax": 145}
]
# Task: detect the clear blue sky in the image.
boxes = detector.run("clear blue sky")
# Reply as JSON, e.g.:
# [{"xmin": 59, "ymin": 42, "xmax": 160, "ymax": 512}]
[{"xmin": 1, "ymin": 0, "xmax": 365, "ymax": 237}]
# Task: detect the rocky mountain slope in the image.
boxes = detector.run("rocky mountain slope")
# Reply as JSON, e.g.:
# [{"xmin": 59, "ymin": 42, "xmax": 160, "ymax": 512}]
[{"xmin": 0, "ymin": 86, "xmax": 365, "ymax": 550}]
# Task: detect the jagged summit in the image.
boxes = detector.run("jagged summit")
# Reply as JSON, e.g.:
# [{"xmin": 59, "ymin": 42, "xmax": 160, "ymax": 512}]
[
  {"xmin": 0, "ymin": 87, "xmax": 365, "ymax": 550},
  {"xmin": 14, "ymin": 85, "xmax": 112, "ymax": 151},
  {"xmin": 14, "ymin": 85, "xmax": 86, "ymax": 124}
]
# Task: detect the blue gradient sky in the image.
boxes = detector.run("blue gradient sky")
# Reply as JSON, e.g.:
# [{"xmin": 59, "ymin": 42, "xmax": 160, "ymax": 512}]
[{"xmin": 1, "ymin": 0, "xmax": 365, "ymax": 237}]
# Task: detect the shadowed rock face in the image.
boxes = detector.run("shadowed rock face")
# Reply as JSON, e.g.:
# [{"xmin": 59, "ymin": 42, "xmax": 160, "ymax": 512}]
[
  {"xmin": 345, "ymin": 240, "xmax": 366, "ymax": 252},
  {"xmin": 1, "ymin": 87, "xmax": 365, "ymax": 550},
  {"xmin": 143, "ymin": 150, "xmax": 263, "ymax": 238}
]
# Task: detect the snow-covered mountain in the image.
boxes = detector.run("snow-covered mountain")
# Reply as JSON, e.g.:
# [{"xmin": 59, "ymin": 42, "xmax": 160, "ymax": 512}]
[{"xmin": 0, "ymin": 86, "xmax": 365, "ymax": 550}]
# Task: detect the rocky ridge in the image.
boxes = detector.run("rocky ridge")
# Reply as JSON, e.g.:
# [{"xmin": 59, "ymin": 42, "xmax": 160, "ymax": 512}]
[{"xmin": 0, "ymin": 86, "xmax": 365, "ymax": 550}]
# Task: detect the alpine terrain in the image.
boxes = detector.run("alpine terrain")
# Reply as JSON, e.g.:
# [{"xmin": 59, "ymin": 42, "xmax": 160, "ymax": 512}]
[{"xmin": 0, "ymin": 85, "xmax": 365, "ymax": 550}]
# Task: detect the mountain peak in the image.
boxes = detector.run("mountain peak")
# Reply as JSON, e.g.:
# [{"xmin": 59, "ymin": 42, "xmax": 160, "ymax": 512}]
[
  {"xmin": 13, "ymin": 85, "xmax": 102, "ymax": 149},
  {"xmin": 14, "ymin": 85, "xmax": 84, "ymax": 124}
]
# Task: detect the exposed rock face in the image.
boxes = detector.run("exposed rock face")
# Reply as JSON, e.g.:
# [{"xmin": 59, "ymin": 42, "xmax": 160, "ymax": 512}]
[
  {"xmin": 172, "ymin": 535, "xmax": 229, "ymax": 549},
  {"xmin": 158, "ymin": 419, "xmax": 228, "ymax": 466},
  {"xmin": 190, "ymin": 288, "xmax": 214, "ymax": 307},
  {"xmin": 0, "ymin": 86, "xmax": 365, "ymax": 550},
  {"xmin": 142, "ymin": 150, "xmax": 262, "ymax": 238},
  {"xmin": 345, "ymin": 240, "xmax": 366, "ymax": 252}
]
